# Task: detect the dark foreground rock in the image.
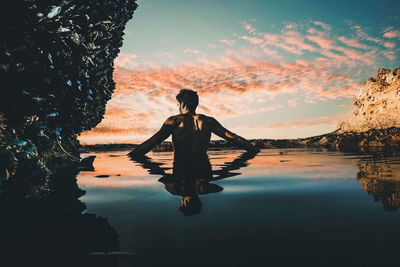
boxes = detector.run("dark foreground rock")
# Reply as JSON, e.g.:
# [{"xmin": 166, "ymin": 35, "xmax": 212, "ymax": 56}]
[
  {"xmin": 285, "ymin": 127, "xmax": 400, "ymax": 152},
  {"xmin": 0, "ymin": 158, "xmax": 122, "ymax": 267},
  {"xmin": 0, "ymin": 0, "xmax": 138, "ymax": 198}
]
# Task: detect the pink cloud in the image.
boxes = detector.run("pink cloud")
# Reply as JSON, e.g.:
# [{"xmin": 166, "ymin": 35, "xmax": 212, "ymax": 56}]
[
  {"xmin": 338, "ymin": 36, "xmax": 368, "ymax": 49},
  {"xmin": 313, "ymin": 21, "xmax": 332, "ymax": 31},
  {"xmin": 334, "ymin": 46, "xmax": 374, "ymax": 65},
  {"xmin": 351, "ymin": 25, "xmax": 382, "ymax": 44},
  {"xmin": 220, "ymin": 39, "xmax": 235, "ymax": 46},
  {"xmin": 240, "ymin": 21, "xmax": 256, "ymax": 34},
  {"xmin": 285, "ymin": 23, "xmax": 296, "ymax": 30},
  {"xmin": 383, "ymin": 30, "xmax": 400, "ymax": 38},
  {"xmin": 184, "ymin": 48, "xmax": 201, "ymax": 54},
  {"xmin": 239, "ymin": 35, "xmax": 263, "ymax": 45},
  {"xmin": 306, "ymin": 35, "xmax": 333, "ymax": 49},
  {"xmin": 241, "ymin": 29, "xmax": 317, "ymax": 55},
  {"xmin": 383, "ymin": 42, "xmax": 395, "ymax": 48},
  {"xmin": 383, "ymin": 51, "xmax": 396, "ymax": 60},
  {"xmin": 283, "ymin": 31, "xmax": 317, "ymax": 52},
  {"xmin": 114, "ymin": 52, "xmax": 138, "ymax": 69}
]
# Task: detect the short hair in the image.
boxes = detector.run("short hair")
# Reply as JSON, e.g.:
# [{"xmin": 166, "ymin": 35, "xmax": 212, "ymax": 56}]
[{"xmin": 176, "ymin": 89, "xmax": 199, "ymax": 111}]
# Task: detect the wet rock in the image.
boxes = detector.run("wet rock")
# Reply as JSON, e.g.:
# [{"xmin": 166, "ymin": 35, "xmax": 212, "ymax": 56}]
[
  {"xmin": 95, "ymin": 175, "xmax": 110, "ymax": 178},
  {"xmin": 0, "ymin": 160, "xmax": 120, "ymax": 266},
  {"xmin": 78, "ymin": 155, "xmax": 96, "ymax": 171},
  {"xmin": 0, "ymin": 0, "xmax": 138, "ymax": 197}
]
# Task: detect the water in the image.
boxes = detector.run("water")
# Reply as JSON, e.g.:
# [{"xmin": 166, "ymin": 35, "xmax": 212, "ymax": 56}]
[{"xmin": 77, "ymin": 148, "xmax": 400, "ymax": 266}]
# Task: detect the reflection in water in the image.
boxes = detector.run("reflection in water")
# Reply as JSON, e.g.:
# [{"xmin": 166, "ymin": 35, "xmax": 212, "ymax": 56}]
[
  {"xmin": 129, "ymin": 149, "xmax": 400, "ymax": 213},
  {"xmin": 130, "ymin": 151, "xmax": 258, "ymax": 215},
  {"xmin": 356, "ymin": 154, "xmax": 400, "ymax": 211},
  {"xmin": 75, "ymin": 149, "xmax": 400, "ymax": 266},
  {"xmin": 0, "ymin": 163, "xmax": 124, "ymax": 267}
]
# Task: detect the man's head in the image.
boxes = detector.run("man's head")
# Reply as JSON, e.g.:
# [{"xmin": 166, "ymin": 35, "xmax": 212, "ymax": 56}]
[{"xmin": 176, "ymin": 89, "xmax": 199, "ymax": 113}]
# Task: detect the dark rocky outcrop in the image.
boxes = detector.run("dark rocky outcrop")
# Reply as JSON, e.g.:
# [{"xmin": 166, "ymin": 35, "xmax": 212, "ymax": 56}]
[
  {"xmin": 0, "ymin": 159, "xmax": 122, "ymax": 266},
  {"xmin": 0, "ymin": 0, "xmax": 137, "ymax": 198}
]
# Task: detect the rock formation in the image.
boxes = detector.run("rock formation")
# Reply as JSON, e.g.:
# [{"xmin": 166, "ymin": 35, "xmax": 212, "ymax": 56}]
[
  {"xmin": 339, "ymin": 67, "xmax": 400, "ymax": 132},
  {"xmin": 0, "ymin": 0, "xmax": 137, "ymax": 197}
]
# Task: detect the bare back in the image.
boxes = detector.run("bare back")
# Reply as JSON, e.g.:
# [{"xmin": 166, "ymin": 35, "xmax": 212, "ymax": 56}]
[{"xmin": 169, "ymin": 113, "xmax": 213, "ymax": 160}]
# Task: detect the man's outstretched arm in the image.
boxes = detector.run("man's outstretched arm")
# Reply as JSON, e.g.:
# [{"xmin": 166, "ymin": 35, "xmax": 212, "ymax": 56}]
[
  {"xmin": 128, "ymin": 117, "xmax": 175, "ymax": 157},
  {"xmin": 210, "ymin": 118, "xmax": 259, "ymax": 153}
]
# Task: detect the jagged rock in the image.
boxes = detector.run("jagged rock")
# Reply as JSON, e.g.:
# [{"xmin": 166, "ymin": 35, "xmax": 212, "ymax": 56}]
[
  {"xmin": 339, "ymin": 67, "xmax": 400, "ymax": 132},
  {"xmin": 0, "ymin": 0, "xmax": 138, "ymax": 197},
  {"xmin": 78, "ymin": 155, "xmax": 96, "ymax": 171}
]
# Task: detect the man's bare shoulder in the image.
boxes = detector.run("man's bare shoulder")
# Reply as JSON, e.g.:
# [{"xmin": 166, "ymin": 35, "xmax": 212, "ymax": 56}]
[
  {"xmin": 195, "ymin": 114, "xmax": 218, "ymax": 124},
  {"xmin": 164, "ymin": 115, "xmax": 181, "ymax": 126}
]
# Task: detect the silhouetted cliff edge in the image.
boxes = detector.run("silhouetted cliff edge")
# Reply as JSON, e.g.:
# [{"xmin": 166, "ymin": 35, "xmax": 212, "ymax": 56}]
[{"xmin": 0, "ymin": 0, "xmax": 138, "ymax": 198}]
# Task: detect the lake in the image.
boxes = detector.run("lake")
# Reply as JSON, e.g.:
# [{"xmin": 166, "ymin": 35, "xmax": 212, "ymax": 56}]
[{"xmin": 78, "ymin": 148, "xmax": 400, "ymax": 266}]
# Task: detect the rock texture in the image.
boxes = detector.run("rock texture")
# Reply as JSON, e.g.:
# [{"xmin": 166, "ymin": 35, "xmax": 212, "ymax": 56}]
[
  {"xmin": 0, "ymin": 0, "xmax": 137, "ymax": 197},
  {"xmin": 339, "ymin": 67, "xmax": 400, "ymax": 132}
]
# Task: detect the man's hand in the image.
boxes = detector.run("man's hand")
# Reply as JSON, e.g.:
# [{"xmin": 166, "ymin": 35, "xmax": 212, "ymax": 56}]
[
  {"xmin": 127, "ymin": 149, "xmax": 146, "ymax": 159},
  {"xmin": 127, "ymin": 117, "xmax": 175, "ymax": 157}
]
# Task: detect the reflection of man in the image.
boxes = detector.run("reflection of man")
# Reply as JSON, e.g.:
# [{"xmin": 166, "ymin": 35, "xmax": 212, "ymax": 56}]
[
  {"xmin": 128, "ymin": 89, "xmax": 259, "ymax": 159},
  {"xmin": 162, "ymin": 177, "xmax": 223, "ymax": 216}
]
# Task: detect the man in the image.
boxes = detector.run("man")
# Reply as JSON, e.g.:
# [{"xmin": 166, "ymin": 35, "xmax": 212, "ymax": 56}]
[
  {"xmin": 129, "ymin": 89, "xmax": 258, "ymax": 213},
  {"xmin": 128, "ymin": 89, "xmax": 259, "ymax": 159}
]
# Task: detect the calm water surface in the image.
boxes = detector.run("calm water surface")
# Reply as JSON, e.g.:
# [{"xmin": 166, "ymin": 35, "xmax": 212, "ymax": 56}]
[{"xmin": 78, "ymin": 149, "xmax": 400, "ymax": 266}]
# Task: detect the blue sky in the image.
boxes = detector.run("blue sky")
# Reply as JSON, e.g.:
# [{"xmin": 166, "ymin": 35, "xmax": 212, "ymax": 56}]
[{"xmin": 80, "ymin": 0, "xmax": 400, "ymax": 144}]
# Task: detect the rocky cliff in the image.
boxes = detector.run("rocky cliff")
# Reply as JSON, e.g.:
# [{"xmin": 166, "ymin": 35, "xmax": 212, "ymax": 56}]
[
  {"xmin": 0, "ymin": 0, "xmax": 137, "ymax": 198},
  {"xmin": 339, "ymin": 67, "xmax": 400, "ymax": 132}
]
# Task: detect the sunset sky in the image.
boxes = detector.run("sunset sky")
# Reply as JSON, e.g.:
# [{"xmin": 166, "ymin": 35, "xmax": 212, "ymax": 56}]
[{"xmin": 79, "ymin": 0, "xmax": 400, "ymax": 144}]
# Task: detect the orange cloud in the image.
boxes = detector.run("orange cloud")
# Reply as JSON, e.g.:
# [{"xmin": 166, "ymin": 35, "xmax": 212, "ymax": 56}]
[
  {"xmin": 383, "ymin": 30, "xmax": 400, "ymax": 39},
  {"xmin": 384, "ymin": 42, "xmax": 395, "ymax": 48},
  {"xmin": 338, "ymin": 36, "xmax": 369, "ymax": 49}
]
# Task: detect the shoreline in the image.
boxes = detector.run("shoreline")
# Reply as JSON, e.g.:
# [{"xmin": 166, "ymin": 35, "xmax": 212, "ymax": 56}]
[{"xmin": 80, "ymin": 127, "xmax": 400, "ymax": 153}]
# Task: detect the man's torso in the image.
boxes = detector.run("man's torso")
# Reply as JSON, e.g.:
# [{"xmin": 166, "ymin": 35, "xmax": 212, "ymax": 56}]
[{"xmin": 170, "ymin": 113, "xmax": 213, "ymax": 160}]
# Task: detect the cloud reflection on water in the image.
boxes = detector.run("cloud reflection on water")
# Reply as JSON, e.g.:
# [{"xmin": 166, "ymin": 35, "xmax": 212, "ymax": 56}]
[{"xmin": 78, "ymin": 149, "xmax": 400, "ymax": 212}]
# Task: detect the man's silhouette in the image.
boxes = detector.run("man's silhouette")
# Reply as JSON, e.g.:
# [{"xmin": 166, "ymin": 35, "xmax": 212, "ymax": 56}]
[
  {"xmin": 129, "ymin": 90, "xmax": 258, "ymax": 214},
  {"xmin": 128, "ymin": 89, "xmax": 258, "ymax": 159}
]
